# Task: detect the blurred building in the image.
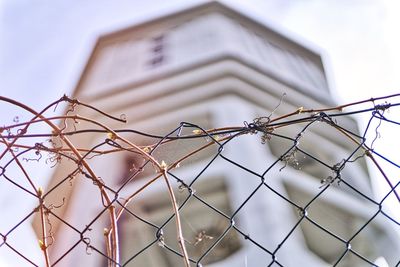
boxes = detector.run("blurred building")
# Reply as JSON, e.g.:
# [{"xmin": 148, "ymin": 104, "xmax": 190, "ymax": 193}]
[{"xmin": 36, "ymin": 2, "xmax": 399, "ymax": 266}]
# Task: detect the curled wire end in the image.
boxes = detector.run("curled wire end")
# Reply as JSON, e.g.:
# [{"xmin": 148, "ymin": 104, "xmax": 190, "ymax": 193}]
[{"xmin": 120, "ymin": 114, "xmax": 127, "ymax": 123}]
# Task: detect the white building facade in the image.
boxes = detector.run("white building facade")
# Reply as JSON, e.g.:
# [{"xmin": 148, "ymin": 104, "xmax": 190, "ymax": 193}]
[{"xmin": 37, "ymin": 2, "xmax": 400, "ymax": 267}]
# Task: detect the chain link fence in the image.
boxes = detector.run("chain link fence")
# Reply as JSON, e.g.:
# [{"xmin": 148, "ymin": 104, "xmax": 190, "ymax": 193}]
[{"xmin": 0, "ymin": 94, "xmax": 399, "ymax": 266}]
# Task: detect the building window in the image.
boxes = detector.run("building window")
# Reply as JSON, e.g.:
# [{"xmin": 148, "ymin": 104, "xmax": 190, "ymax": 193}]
[{"xmin": 148, "ymin": 35, "xmax": 165, "ymax": 67}]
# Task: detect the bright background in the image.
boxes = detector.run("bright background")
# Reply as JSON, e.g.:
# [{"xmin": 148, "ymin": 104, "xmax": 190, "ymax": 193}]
[
  {"xmin": 2, "ymin": 0, "xmax": 400, "ymax": 104},
  {"xmin": 1, "ymin": 0, "xmax": 399, "ymax": 266}
]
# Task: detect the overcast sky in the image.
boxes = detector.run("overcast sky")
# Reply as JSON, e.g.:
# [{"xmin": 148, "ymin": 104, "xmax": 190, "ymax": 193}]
[
  {"xmin": 1, "ymin": 0, "xmax": 399, "ymax": 106},
  {"xmin": 1, "ymin": 0, "xmax": 399, "ymax": 266}
]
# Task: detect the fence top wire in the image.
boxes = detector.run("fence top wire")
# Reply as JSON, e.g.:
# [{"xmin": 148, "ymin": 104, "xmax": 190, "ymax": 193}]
[{"xmin": 0, "ymin": 93, "xmax": 400, "ymax": 267}]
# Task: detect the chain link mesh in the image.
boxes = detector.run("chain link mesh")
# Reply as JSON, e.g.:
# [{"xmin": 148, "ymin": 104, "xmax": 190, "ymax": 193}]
[{"xmin": 0, "ymin": 95, "xmax": 399, "ymax": 266}]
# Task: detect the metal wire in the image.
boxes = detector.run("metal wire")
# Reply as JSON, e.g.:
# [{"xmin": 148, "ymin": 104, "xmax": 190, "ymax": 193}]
[{"xmin": 0, "ymin": 94, "xmax": 399, "ymax": 266}]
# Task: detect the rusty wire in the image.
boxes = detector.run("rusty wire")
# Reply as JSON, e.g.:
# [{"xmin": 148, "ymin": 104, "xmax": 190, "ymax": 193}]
[{"xmin": 0, "ymin": 94, "xmax": 399, "ymax": 266}]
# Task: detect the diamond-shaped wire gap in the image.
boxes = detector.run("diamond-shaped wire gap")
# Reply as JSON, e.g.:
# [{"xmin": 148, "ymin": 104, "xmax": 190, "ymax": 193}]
[
  {"xmin": 116, "ymin": 166, "xmax": 193, "ymax": 233},
  {"xmin": 47, "ymin": 205, "xmax": 107, "ymax": 266},
  {"xmin": 290, "ymin": 181, "xmax": 381, "ymax": 266},
  {"xmin": 270, "ymin": 212, "xmax": 330, "ymax": 267},
  {"xmin": 183, "ymin": 144, "xmax": 225, "ymax": 188},
  {"xmin": 211, "ymin": 143, "xmax": 273, "ymax": 212},
  {"xmin": 115, "ymin": 175, "xmax": 195, "ymax": 267},
  {"xmin": 158, "ymin": 177, "xmax": 237, "ymax": 266},
  {"xmin": 115, "ymin": 199, "xmax": 164, "ymax": 266},
  {"xmin": 219, "ymin": 132, "xmax": 285, "ymax": 216},
  {"xmin": 230, "ymin": 178, "xmax": 304, "ymax": 266},
  {"xmin": 186, "ymin": 177, "xmax": 243, "ymax": 266}
]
